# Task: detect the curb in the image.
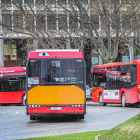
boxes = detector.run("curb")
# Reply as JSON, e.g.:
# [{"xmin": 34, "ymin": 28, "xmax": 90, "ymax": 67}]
[{"xmin": 95, "ymin": 134, "xmax": 102, "ymax": 140}]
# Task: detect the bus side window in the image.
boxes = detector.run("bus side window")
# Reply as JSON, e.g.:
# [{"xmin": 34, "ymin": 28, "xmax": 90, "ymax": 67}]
[
  {"xmin": 93, "ymin": 74, "xmax": 97, "ymax": 86},
  {"xmin": 131, "ymin": 64, "xmax": 137, "ymax": 87}
]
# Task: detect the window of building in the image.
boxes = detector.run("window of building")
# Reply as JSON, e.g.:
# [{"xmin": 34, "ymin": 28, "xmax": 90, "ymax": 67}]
[
  {"xmin": 69, "ymin": 14, "xmax": 78, "ymax": 30},
  {"xmin": 58, "ymin": 14, "xmax": 67, "ymax": 30},
  {"xmin": 101, "ymin": 14, "xmax": 108, "ymax": 30},
  {"xmin": 36, "ymin": 14, "xmax": 45, "ymax": 30},
  {"xmin": 89, "ymin": 0, "xmax": 98, "ymax": 7},
  {"xmin": 25, "ymin": 15, "xmax": 34, "ymax": 30},
  {"xmin": 80, "ymin": 13, "xmax": 89, "ymax": 29},
  {"xmin": 2, "ymin": 14, "xmax": 12, "ymax": 30},
  {"xmin": 70, "ymin": 38, "xmax": 81, "ymax": 49},
  {"xmin": 68, "ymin": 0, "xmax": 75, "ymax": 5},
  {"xmin": 121, "ymin": 45, "xmax": 130, "ymax": 62},
  {"xmin": 35, "ymin": 0, "xmax": 45, "ymax": 5},
  {"xmin": 4, "ymin": 43, "xmax": 17, "ymax": 60},
  {"xmin": 122, "ymin": 13, "xmax": 132, "ymax": 30},
  {"xmin": 47, "ymin": 0, "xmax": 56, "ymax": 7},
  {"xmin": 80, "ymin": 0, "xmax": 88, "ymax": 5},
  {"xmin": 91, "ymin": 49, "xmax": 98, "ymax": 72},
  {"xmin": 90, "ymin": 14, "xmax": 99, "ymax": 29},
  {"xmin": 1, "ymin": 0, "xmax": 11, "ymax": 6},
  {"xmin": 122, "ymin": 0, "xmax": 131, "ymax": 4},
  {"xmin": 13, "ymin": 0, "xmax": 22, "ymax": 6},
  {"xmin": 57, "ymin": 0, "xmax": 67, "ymax": 5},
  {"xmin": 47, "ymin": 15, "xmax": 56, "ymax": 30},
  {"xmin": 132, "ymin": 14, "xmax": 140, "ymax": 29},
  {"xmin": 111, "ymin": 14, "xmax": 120, "ymax": 29},
  {"xmin": 134, "ymin": 40, "xmax": 140, "ymax": 60},
  {"xmin": 13, "ymin": 11, "xmax": 23, "ymax": 30},
  {"xmin": 111, "ymin": 0, "xmax": 120, "ymax": 6},
  {"xmin": 24, "ymin": 0, "xmax": 34, "ymax": 6}
]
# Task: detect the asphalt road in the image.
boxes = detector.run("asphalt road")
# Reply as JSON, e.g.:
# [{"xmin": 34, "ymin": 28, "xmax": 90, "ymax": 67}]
[{"xmin": 0, "ymin": 102, "xmax": 140, "ymax": 140}]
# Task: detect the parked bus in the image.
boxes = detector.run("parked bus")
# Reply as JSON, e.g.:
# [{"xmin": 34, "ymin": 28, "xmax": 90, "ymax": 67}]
[
  {"xmin": 26, "ymin": 49, "xmax": 86, "ymax": 120},
  {"xmin": 92, "ymin": 60, "xmax": 140, "ymax": 107},
  {"xmin": 0, "ymin": 67, "xmax": 26, "ymax": 105}
]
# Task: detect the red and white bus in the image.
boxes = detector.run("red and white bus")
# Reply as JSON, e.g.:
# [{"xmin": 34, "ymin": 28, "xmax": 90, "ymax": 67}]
[
  {"xmin": 92, "ymin": 60, "xmax": 140, "ymax": 107},
  {"xmin": 26, "ymin": 49, "xmax": 86, "ymax": 120},
  {"xmin": 0, "ymin": 67, "xmax": 26, "ymax": 105}
]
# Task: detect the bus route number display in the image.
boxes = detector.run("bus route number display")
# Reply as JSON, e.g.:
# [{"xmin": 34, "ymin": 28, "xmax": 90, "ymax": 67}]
[{"xmin": 28, "ymin": 77, "xmax": 39, "ymax": 84}]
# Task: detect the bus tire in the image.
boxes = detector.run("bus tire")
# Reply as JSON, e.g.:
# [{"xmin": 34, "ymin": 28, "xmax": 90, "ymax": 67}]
[
  {"xmin": 99, "ymin": 93, "xmax": 107, "ymax": 106},
  {"xmin": 122, "ymin": 93, "xmax": 126, "ymax": 107},
  {"xmin": 30, "ymin": 115, "xmax": 36, "ymax": 120},
  {"xmin": 22, "ymin": 94, "xmax": 26, "ymax": 106}
]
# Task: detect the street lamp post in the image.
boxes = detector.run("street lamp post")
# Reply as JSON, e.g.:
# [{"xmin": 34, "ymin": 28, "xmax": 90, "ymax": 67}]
[{"xmin": 0, "ymin": 33, "xmax": 4, "ymax": 67}]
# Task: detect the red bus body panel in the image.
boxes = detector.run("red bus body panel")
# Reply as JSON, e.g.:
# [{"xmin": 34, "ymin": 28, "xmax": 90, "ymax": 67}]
[
  {"xmin": 0, "ymin": 91, "xmax": 26, "ymax": 103},
  {"xmin": 0, "ymin": 66, "xmax": 26, "ymax": 104},
  {"xmin": 92, "ymin": 60, "xmax": 140, "ymax": 105},
  {"xmin": 92, "ymin": 87, "xmax": 103, "ymax": 102},
  {"xmin": 28, "ymin": 106, "xmax": 85, "ymax": 114},
  {"xmin": 0, "ymin": 67, "xmax": 26, "ymax": 74}
]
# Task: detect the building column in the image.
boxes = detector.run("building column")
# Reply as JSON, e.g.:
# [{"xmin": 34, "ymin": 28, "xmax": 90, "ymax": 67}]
[
  {"xmin": 99, "ymin": 55, "xmax": 103, "ymax": 65},
  {"xmin": 0, "ymin": 0, "xmax": 4, "ymax": 67},
  {"xmin": 66, "ymin": 38, "xmax": 70, "ymax": 49},
  {"xmin": 33, "ymin": 39, "xmax": 38, "ymax": 49},
  {"xmin": 128, "ymin": 39, "xmax": 134, "ymax": 63},
  {"xmin": 0, "ymin": 35, "xmax": 4, "ymax": 67},
  {"xmin": 129, "ymin": 44, "xmax": 134, "ymax": 63}
]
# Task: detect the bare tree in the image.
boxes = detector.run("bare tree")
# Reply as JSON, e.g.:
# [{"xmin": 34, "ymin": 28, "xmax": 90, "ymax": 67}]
[{"xmin": 0, "ymin": 0, "xmax": 140, "ymax": 63}]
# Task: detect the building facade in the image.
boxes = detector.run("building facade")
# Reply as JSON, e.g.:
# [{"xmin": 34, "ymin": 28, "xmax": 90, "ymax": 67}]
[{"xmin": 0, "ymin": 0, "xmax": 139, "ymax": 85}]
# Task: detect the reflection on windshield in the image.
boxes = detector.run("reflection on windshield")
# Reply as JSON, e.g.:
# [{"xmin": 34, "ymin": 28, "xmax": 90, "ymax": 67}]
[
  {"xmin": 40, "ymin": 59, "xmax": 84, "ymax": 85},
  {"xmin": 28, "ymin": 59, "xmax": 85, "ymax": 89}
]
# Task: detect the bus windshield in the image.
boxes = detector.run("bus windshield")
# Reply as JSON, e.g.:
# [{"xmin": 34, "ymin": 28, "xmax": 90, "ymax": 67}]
[{"xmin": 27, "ymin": 58, "xmax": 85, "ymax": 89}]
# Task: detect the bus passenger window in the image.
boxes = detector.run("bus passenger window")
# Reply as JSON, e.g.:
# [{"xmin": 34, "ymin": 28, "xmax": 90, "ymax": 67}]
[
  {"xmin": 93, "ymin": 75, "xmax": 97, "ymax": 86},
  {"xmin": 111, "ymin": 75, "xmax": 116, "ymax": 88}
]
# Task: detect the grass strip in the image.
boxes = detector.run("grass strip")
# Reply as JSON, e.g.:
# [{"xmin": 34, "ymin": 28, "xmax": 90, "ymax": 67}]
[
  {"xmin": 98, "ymin": 114, "xmax": 140, "ymax": 140},
  {"xmin": 17, "ymin": 130, "xmax": 107, "ymax": 140}
]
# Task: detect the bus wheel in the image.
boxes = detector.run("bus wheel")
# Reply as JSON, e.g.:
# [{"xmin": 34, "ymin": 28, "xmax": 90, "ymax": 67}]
[
  {"xmin": 122, "ymin": 93, "xmax": 126, "ymax": 107},
  {"xmin": 99, "ymin": 93, "xmax": 107, "ymax": 106},
  {"xmin": 30, "ymin": 115, "xmax": 36, "ymax": 120},
  {"xmin": 22, "ymin": 95, "xmax": 26, "ymax": 106}
]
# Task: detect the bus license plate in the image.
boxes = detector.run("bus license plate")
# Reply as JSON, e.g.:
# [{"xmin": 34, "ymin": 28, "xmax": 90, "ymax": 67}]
[{"xmin": 50, "ymin": 107, "xmax": 62, "ymax": 110}]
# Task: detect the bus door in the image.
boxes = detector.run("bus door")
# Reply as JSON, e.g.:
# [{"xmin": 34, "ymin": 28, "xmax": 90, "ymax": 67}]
[{"xmin": 92, "ymin": 73, "xmax": 106, "ymax": 102}]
